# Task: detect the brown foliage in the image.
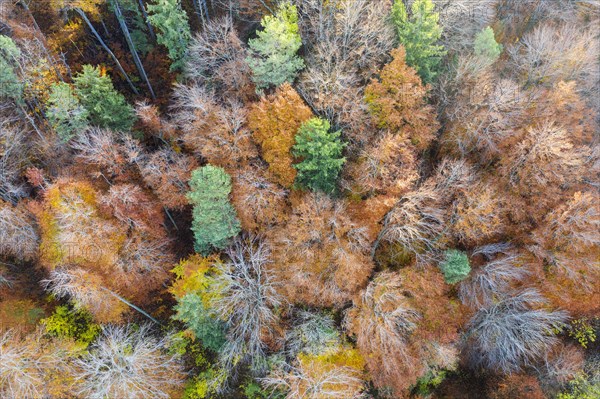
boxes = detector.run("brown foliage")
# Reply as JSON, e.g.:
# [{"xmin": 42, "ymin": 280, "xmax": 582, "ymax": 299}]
[
  {"xmin": 220, "ymin": 0, "xmax": 276, "ymax": 23},
  {"xmin": 172, "ymin": 83, "xmax": 257, "ymax": 170},
  {"xmin": 364, "ymin": 47, "xmax": 440, "ymax": 151},
  {"xmin": 442, "ymin": 73, "xmax": 593, "ymax": 166},
  {"xmin": 529, "ymin": 191, "xmax": 600, "ymax": 312},
  {"xmin": 451, "ymin": 181, "xmax": 507, "ymax": 247},
  {"xmin": 345, "ymin": 272, "xmax": 422, "ymax": 396},
  {"xmin": 270, "ymin": 193, "xmax": 373, "ymax": 307},
  {"xmin": 42, "ymin": 267, "xmax": 127, "ymax": 324},
  {"xmin": 231, "ymin": 164, "xmax": 288, "ymax": 231},
  {"xmin": 37, "ymin": 179, "xmax": 172, "ymax": 322},
  {"xmin": 499, "ymin": 122, "xmax": 587, "ymax": 200},
  {"xmin": 247, "ymin": 83, "xmax": 314, "ymax": 187},
  {"xmin": 344, "ymin": 132, "xmax": 419, "ymax": 198},
  {"xmin": 400, "ymin": 267, "xmax": 466, "ymax": 345},
  {"xmin": 185, "ymin": 16, "xmax": 255, "ymax": 101},
  {"xmin": 135, "ymin": 102, "xmax": 177, "ymax": 140},
  {"xmin": 345, "ymin": 268, "xmax": 463, "ymax": 397},
  {"xmin": 114, "ymin": 231, "xmax": 173, "ymax": 302},
  {"xmin": 37, "ymin": 179, "xmax": 125, "ymax": 272},
  {"xmin": 377, "ymin": 158, "xmax": 476, "ymax": 266},
  {"xmin": 139, "ymin": 147, "xmax": 198, "ymax": 210},
  {"xmin": 99, "ymin": 184, "xmax": 166, "ymax": 239},
  {"xmin": 536, "ymin": 343, "xmax": 586, "ymax": 392},
  {"xmin": 0, "ymin": 299, "xmax": 44, "ymax": 332},
  {"xmin": 488, "ymin": 374, "xmax": 546, "ymax": 399}
]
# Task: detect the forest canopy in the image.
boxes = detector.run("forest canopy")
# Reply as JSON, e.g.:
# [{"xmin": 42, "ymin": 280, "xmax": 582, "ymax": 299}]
[{"xmin": 0, "ymin": 1, "xmax": 599, "ymax": 399}]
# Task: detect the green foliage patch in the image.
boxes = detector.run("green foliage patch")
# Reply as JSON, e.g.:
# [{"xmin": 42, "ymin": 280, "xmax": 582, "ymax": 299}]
[
  {"xmin": 439, "ymin": 250, "xmax": 471, "ymax": 284},
  {"xmin": 392, "ymin": 0, "xmax": 446, "ymax": 83},
  {"xmin": 73, "ymin": 65, "xmax": 136, "ymax": 131},
  {"xmin": 187, "ymin": 166, "xmax": 241, "ymax": 255},
  {"xmin": 292, "ymin": 118, "xmax": 346, "ymax": 194},
  {"xmin": 247, "ymin": 1, "xmax": 304, "ymax": 89}
]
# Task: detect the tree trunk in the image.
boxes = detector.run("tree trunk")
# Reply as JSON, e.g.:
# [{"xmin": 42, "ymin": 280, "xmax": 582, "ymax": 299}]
[
  {"xmin": 74, "ymin": 8, "xmax": 140, "ymax": 95},
  {"xmin": 101, "ymin": 287, "xmax": 161, "ymax": 325},
  {"xmin": 136, "ymin": 0, "xmax": 156, "ymax": 40},
  {"xmin": 191, "ymin": 0, "xmax": 210, "ymax": 25},
  {"xmin": 112, "ymin": 0, "xmax": 156, "ymax": 99},
  {"xmin": 17, "ymin": 102, "xmax": 46, "ymax": 143},
  {"xmin": 18, "ymin": 1, "xmax": 65, "ymax": 82}
]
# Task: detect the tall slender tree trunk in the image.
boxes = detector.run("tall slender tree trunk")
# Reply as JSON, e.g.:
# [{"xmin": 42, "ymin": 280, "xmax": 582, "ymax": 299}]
[
  {"xmin": 191, "ymin": 0, "xmax": 210, "ymax": 25},
  {"xmin": 74, "ymin": 8, "xmax": 140, "ymax": 95},
  {"xmin": 112, "ymin": 0, "xmax": 156, "ymax": 99},
  {"xmin": 136, "ymin": 0, "xmax": 156, "ymax": 41},
  {"xmin": 18, "ymin": 1, "xmax": 65, "ymax": 82},
  {"xmin": 17, "ymin": 102, "xmax": 46, "ymax": 143},
  {"xmin": 101, "ymin": 287, "xmax": 161, "ymax": 324}
]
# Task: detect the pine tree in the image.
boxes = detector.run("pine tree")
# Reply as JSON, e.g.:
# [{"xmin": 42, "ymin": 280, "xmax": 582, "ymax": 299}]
[
  {"xmin": 173, "ymin": 293, "xmax": 227, "ymax": 352},
  {"xmin": 147, "ymin": 0, "xmax": 192, "ymax": 72},
  {"xmin": 474, "ymin": 26, "xmax": 503, "ymax": 63},
  {"xmin": 247, "ymin": 1, "xmax": 304, "ymax": 89},
  {"xmin": 391, "ymin": 0, "xmax": 446, "ymax": 83},
  {"xmin": 46, "ymin": 82, "xmax": 90, "ymax": 142},
  {"xmin": 292, "ymin": 118, "xmax": 346, "ymax": 194},
  {"xmin": 439, "ymin": 250, "xmax": 471, "ymax": 284},
  {"xmin": 111, "ymin": 0, "xmax": 155, "ymax": 99},
  {"xmin": 0, "ymin": 35, "xmax": 23, "ymax": 102},
  {"xmin": 187, "ymin": 166, "xmax": 241, "ymax": 255},
  {"xmin": 247, "ymin": 83, "xmax": 314, "ymax": 187},
  {"xmin": 73, "ymin": 65, "xmax": 136, "ymax": 132}
]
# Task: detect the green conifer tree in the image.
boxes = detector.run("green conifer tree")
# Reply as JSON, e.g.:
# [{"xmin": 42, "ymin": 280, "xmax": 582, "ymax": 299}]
[
  {"xmin": 187, "ymin": 166, "xmax": 241, "ymax": 255},
  {"xmin": 173, "ymin": 293, "xmax": 227, "ymax": 352},
  {"xmin": 392, "ymin": 0, "xmax": 446, "ymax": 83},
  {"xmin": 292, "ymin": 118, "xmax": 346, "ymax": 194},
  {"xmin": 247, "ymin": 1, "xmax": 304, "ymax": 89},
  {"xmin": 73, "ymin": 65, "xmax": 136, "ymax": 132},
  {"xmin": 474, "ymin": 26, "xmax": 503, "ymax": 63},
  {"xmin": 439, "ymin": 249, "xmax": 471, "ymax": 284},
  {"xmin": 46, "ymin": 82, "xmax": 90, "ymax": 142},
  {"xmin": 147, "ymin": 0, "xmax": 192, "ymax": 72},
  {"xmin": 0, "ymin": 35, "xmax": 23, "ymax": 102}
]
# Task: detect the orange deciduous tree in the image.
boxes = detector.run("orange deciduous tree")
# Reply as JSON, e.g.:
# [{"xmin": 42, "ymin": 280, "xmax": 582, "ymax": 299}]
[
  {"xmin": 500, "ymin": 122, "xmax": 587, "ymax": 201},
  {"xmin": 529, "ymin": 191, "xmax": 600, "ymax": 313},
  {"xmin": 345, "ymin": 268, "xmax": 463, "ymax": 398},
  {"xmin": 42, "ymin": 267, "xmax": 127, "ymax": 323},
  {"xmin": 139, "ymin": 147, "xmax": 198, "ymax": 210},
  {"xmin": 364, "ymin": 47, "xmax": 440, "ymax": 151},
  {"xmin": 172, "ymin": 83, "xmax": 257, "ymax": 170},
  {"xmin": 247, "ymin": 83, "xmax": 313, "ymax": 187},
  {"xmin": 344, "ymin": 132, "xmax": 419, "ymax": 198},
  {"xmin": 270, "ymin": 193, "xmax": 373, "ymax": 307},
  {"xmin": 99, "ymin": 184, "xmax": 166, "ymax": 239},
  {"xmin": 36, "ymin": 179, "xmax": 172, "ymax": 322},
  {"xmin": 451, "ymin": 180, "xmax": 507, "ymax": 247},
  {"xmin": 488, "ymin": 374, "xmax": 546, "ymax": 399},
  {"xmin": 135, "ymin": 102, "xmax": 177, "ymax": 140},
  {"xmin": 231, "ymin": 164, "xmax": 288, "ymax": 231}
]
